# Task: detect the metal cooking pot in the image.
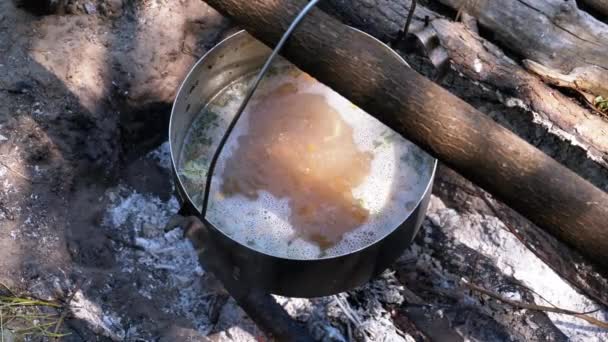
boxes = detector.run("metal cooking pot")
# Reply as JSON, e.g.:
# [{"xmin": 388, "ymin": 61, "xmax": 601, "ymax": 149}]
[{"xmin": 169, "ymin": 29, "xmax": 436, "ymax": 298}]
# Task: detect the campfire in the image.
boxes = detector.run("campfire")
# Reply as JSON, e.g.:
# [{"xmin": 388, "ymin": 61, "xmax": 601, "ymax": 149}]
[{"xmin": 1, "ymin": 0, "xmax": 607, "ymax": 341}]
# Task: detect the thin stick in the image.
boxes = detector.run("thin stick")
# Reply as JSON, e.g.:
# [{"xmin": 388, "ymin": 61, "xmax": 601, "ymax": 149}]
[
  {"xmin": 402, "ymin": 0, "xmax": 417, "ymax": 40},
  {"xmin": 1, "ymin": 305, "xmax": 4, "ymax": 342},
  {"xmin": 438, "ymin": 176, "xmax": 608, "ymax": 308},
  {"xmin": 0, "ymin": 282, "xmax": 14, "ymax": 297},
  {"xmin": 0, "ymin": 160, "xmax": 37, "ymax": 183},
  {"xmin": 464, "ymin": 281, "xmax": 608, "ymax": 329},
  {"xmin": 53, "ymin": 282, "xmax": 82, "ymax": 341},
  {"xmin": 513, "ymin": 278, "xmax": 601, "ymax": 315},
  {"xmin": 334, "ymin": 295, "xmax": 363, "ymax": 326}
]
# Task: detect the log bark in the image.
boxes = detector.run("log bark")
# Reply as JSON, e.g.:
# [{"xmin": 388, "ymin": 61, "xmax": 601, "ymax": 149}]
[
  {"xmin": 430, "ymin": 19, "xmax": 608, "ymax": 167},
  {"xmin": 321, "ymin": 0, "xmax": 608, "ymax": 313},
  {"xmin": 201, "ymin": 0, "xmax": 608, "ymax": 271},
  {"xmin": 323, "ymin": 0, "xmax": 608, "ymax": 168},
  {"xmin": 437, "ymin": 0, "xmax": 608, "ymax": 98},
  {"xmin": 579, "ymin": 0, "xmax": 608, "ymax": 19},
  {"xmin": 434, "ymin": 165, "xmax": 608, "ymax": 308},
  {"xmin": 318, "ymin": 0, "xmax": 431, "ymax": 42}
]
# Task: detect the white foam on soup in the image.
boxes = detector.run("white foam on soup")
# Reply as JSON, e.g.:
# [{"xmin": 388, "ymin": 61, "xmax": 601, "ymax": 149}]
[{"xmin": 179, "ymin": 63, "xmax": 434, "ymax": 260}]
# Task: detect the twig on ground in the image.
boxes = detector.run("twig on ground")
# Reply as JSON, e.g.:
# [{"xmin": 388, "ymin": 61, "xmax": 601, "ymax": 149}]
[
  {"xmin": 437, "ymin": 175, "xmax": 608, "ymax": 308},
  {"xmin": 334, "ymin": 295, "xmax": 363, "ymax": 326},
  {"xmin": 104, "ymin": 233, "xmax": 145, "ymax": 251},
  {"xmin": 463, "ymin": 281, "xmax": 608, "ymax": 329},
  {"xmin": 512, "ymin": 282, "xmax": 601, "ymax": 315},
  {"xmin": 0, "ymin": 282, "xmax": 14, "ymax": 297},
  {"xmin": 0, "ymin": 160, "xmax": 39, "ymax": 183},
  {"xmin": 53, "ymin": 281, "xmax": 82, "ymax": 340},
  {"xmin": 0, "ymin": 156, "xmax": 46, "ymax": 184}
]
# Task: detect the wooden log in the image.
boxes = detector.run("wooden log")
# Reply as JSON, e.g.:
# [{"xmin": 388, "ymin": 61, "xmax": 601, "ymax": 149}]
[
  {"xmin": 322, "ymin": 0, "xmax": 608, "ymax": 169},
  {"xmin": 202, "ymin": 0, "xmax": 608, "ymax": 270},
  {"xmin": 579, "ymin": 0, "xmax": 608, "ymax": 20},
  {"xmin": 436, "ymin": 0, "xmax": 608, "ymax": 98},
  {"xmin": 429, "ymin": 19, "xmax": 608, "ymax": 168},
  {"xmin": 320, "ymin": 0, "xmax": 608, "ymax": 310},
  {"xmin": 434, "ymin": 165, "xmax": 608, "ymax": 308}
]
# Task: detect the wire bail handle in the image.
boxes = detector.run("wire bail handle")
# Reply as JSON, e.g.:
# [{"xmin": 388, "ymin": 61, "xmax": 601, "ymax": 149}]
[
  {"xmin": 200, "ymin": 0, "xmax": 417, "ymax": 219},
  {"xmin": 200, "ymin": 0, "xmax": 324, "ymax": 218}
]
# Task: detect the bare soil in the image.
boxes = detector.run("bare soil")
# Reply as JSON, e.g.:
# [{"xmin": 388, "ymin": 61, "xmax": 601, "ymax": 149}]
[{"xmin": 1, "ymin": 0, "xmax": 233, "ymax": 340}]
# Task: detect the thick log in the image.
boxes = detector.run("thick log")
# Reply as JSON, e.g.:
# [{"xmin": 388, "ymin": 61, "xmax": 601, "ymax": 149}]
[
  {"xmin": 323, "ymin": 0, "xmax": 608, "ymax": 169},
  {"xmin": 437, "ymin": 0, "xmax": 608, "ymax": 98},
  {"xmin": 320, "ymin": 0, "xmax": 608, "ymax": 310},
  {"xmin": 434, "ymin": 165, "xmax": 608, "ymax": 308},
  {"xmin": 201, "ymin": 0, "xmax": 608, "ymax": 270},
  {"xmin": 430, "ymin": 19, "xmax": 608, "ymax": 168},
  {"xmin": 579, "ymin": 0, "xmax": 608, "ymax": 19},
  {"xmin": 318, "ymin": 0, "xmax": 433, "ymax": 42}
]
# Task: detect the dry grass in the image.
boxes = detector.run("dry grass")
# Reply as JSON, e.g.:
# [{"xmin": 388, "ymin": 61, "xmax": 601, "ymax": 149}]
[{"xmin": 0, "ymin": 282, "xmax": 69, "ymax": 341}]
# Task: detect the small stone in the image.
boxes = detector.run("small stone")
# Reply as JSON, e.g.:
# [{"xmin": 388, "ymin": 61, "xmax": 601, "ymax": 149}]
[
  {"xmin": 98, "ymin": 0, "xmax": 122, "ymax": 17},
  {"xmin": 84, "ymin": 2, "xmax": 97, "ymax": 14},
  {"xmin": 0, "ymin": 134, "xmax": 7, "ymax": 142},
  {"xmin": 141, "ymin": 222, "xmax": 158, "ymax": 238}
]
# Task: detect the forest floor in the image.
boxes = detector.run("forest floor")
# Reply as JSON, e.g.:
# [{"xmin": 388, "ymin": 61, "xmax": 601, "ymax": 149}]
[{"xmin": 0, "ymin": 0, "xmax": 607, "ymax": 341}]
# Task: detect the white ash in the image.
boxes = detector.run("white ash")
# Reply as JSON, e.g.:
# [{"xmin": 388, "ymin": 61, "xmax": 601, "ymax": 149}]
[
  {"xmin": 103, "ymin": 186, "xmax": 216, "ymax": 335},
  {"xmin": 274, "ymin": 271, "xmax": 414, "ymax": 342},
  {"xmin": 211, "ymin": 327, "xmax": 259, "ymax": 342},
  {"xmin": 147, "ymin": 141, "xmax": 173, "ymax": 171},
  {"xmin": 104, "ymin": 143, "xmax": 607, "ymax": 341},
  {"xmin": 70, "ymin": 290, "xmax": 125, "ymax": 341},
  {"xmin": 145, "ymin": 141, "xmax": 416, "ymax": 340},
  {"xmin": 211, "ymin": 298, "xmax": 262, "ymax": 341},
  {"xmin": 104, "ymin": 188, "xmax": 178, "ymax": 231},
  {"xmin": 410, "ymin": 195, "xmax": 608, "ymax": 342},
  {"xmin": 473, "ymin": 58, "xmax": 483, "ymax": 73},
  {"xmin": 341, "ymin": 271, "xmax": 410, "ymax": 342},
  {"xmin": 98, "ymin": 143, "xmax": 260, "ymax": 339}
]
